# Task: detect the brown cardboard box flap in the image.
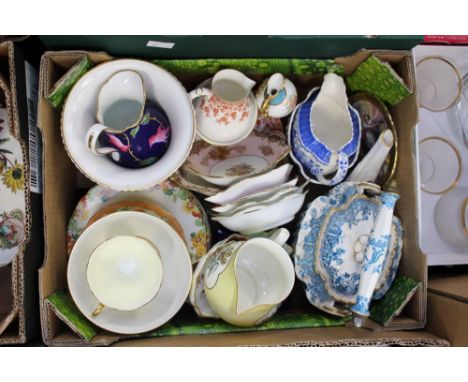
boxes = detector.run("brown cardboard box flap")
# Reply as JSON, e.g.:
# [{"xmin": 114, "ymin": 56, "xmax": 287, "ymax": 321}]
[
  {"xmin": 426, "ymin": 292, "xmax": 468, "ymax": 346},
  {"xmin": 113, "ymin": 327, "xmax": 448, "ymax": 347},
  {"xmin": 428, "ymin": 274, "xmax": 468, "ymax": 303},
  {"xmin": 0, "ymin": 40, "xmax": 32, "ymax": 344}
]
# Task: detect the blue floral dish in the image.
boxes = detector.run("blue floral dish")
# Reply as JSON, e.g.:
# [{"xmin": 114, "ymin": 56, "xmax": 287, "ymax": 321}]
[{"xmin": 294, "ymin": 182, "xmax": 403, "ymax": 317}]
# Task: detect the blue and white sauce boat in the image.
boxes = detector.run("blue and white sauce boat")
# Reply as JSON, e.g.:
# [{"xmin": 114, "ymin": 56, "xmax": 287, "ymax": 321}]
[
  {"xmin": 294, "ymin": 182, "xmax": 403, "ymax": 322},
  {"xmin": 288, "ymin": 73, "xmax": 361, "ymax": 185}
]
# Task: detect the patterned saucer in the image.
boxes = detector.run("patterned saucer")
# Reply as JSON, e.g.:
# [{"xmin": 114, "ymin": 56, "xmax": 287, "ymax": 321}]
[
  {"xmin": 184, "ymin": 115, "xmax": 289, "ymax": 187},
  {"xmin": 84, "ymin": 200, "xmax": 185, "ymax": 241},
  {"xmin": 294, "ymin": 182, "xmax": 403, "ymax": 316},
  {"xmin": 67, "ymin": 181, "xmax": 211, "ymax": 263}
]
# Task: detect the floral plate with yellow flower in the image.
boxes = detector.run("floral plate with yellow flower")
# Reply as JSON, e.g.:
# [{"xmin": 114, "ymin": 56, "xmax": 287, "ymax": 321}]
[
  {"xmin": 1, "ymin": 106, "xmax": 27, "ymax": 266},
  {"xmin": 67, "ymin": 180, "xmax": 211, "ymax": 263},
  {"xmin": 183, "ymin": 115, "xmax": 290, "ymax": 187}
]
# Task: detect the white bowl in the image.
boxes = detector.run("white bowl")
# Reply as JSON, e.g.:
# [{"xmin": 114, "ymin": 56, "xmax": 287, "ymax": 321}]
[
  {"xmin": 62, "ymin": 59, "xmax": 195, "ymax": 191},
  {"xmin": 67, "ymin": 211, "xmax": 192, "ymax": 334},
  {"xmin": 205, "ymin": 163, "xmax": 293, "ymax": 205},
  {"xmin": 212, "ymin": 191, "xmax": 307, "ymax": 234}
]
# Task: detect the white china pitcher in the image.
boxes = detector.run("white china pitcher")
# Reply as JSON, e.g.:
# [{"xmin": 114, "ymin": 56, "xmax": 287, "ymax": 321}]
[
  {"xmin": 290, "ymin": 73, "xmax": 361, "ymax": 186},
  {"xmin": 190, "ymin": 69, "xmax": 257, "ymax": 146}
]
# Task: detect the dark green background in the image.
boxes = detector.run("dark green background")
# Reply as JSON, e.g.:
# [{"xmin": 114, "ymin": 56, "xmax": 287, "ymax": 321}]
[{"xmin": 38, "ymin": 35, "xmax": 423, "ymax": 59}]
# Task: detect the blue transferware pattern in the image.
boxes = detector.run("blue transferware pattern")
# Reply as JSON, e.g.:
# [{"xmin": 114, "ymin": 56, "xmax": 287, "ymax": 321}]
[
  {"xmin": 288, "ymin": 88, "xmax": 361, "ymax": 185},
  {"xmin": 373, "ymin": 218, "xmax": 403, "ymax": 299},
  {"xmin": 291, "ymin": 125, "xmax": 351, "ymax": 183},
  {"xmin": 296, "ymin": 88, "xmax": 361, "ymax": 164},
  {"xmin": 294, "ymin": 182, "xmax": 403, "ymax": 317},
  {"xmin": 351, "ymin": 192, "xmax": 400, "ymax": 317},
  {"xmin": 353, "ymin": 296, "xmax": 370, "ymax": 316},
  {"xmin": 315, "ymin": 196, "xmax": 379, "ymax": 304},
  {"xmin": 99, "ymin": 100, "xmax": 171, "ymax": 169}
]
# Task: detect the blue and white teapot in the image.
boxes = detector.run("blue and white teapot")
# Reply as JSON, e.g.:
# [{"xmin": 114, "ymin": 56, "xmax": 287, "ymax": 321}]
[{"xmin": 289, "ymin": 73, "xmax": 361, "ymax": 185}]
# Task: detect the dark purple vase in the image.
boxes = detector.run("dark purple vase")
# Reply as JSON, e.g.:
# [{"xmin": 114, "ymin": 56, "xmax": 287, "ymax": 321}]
[{"xmin": 99, "ymin": 100, "xmax": 171, "ymax": 169}]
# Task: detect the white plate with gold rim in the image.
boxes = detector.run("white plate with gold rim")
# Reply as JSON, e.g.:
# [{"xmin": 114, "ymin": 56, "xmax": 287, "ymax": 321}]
[{"xmin": 414, "ymin": 45, "xmax": 468, "ymax": 266}]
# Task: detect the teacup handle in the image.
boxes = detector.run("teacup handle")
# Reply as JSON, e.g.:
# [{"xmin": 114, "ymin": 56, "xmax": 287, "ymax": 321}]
[
  {"xmin": 92, "ymin": 303, "xmax": 105, "ymax": 317},
  {"xmin": 189, "ymin": 87, "xmax": 213, "ymax": 102},
  {"xmin": 315, "ymin": 152, "xmax": 349, "ymax": 186},
  {"xmin": 268, "ymin": 228, "xmax": 290, "ymax": 247},
  {"xmin": 86, "ymin": 124, "xmax": 119, "ymax": 156}
]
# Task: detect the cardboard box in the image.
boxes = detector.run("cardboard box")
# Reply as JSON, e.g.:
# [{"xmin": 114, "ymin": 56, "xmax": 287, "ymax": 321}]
[
  {"xmin": 36, "ymin": 46, "xmax": 446, "ymax": 346},
  {"xmin": 0, "ymin": 40, "xmax": 44, "ymax": 344},
  {"xmin": 426, "ymin": 273, "xmax": 468, "ymax": 346}
]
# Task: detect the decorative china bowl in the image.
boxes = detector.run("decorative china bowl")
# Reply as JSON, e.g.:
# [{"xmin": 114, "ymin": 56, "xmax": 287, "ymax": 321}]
[
  {"xmin": 211, "ymin": 178, "xmax": 299, "ymax": 215},
  {"xmin": 67, "ymin": 211, "xmax": 192, "ymax": 334},
  {"xmin": 205, "ymin": 163, "xmax": 293, "ymax": 205},
  {"xmin": 170, "ymin": 168, "xmax": 223, "ymax": 196},
  {"xmin": 62, "ymin": 59, "xmax": 195, "ymax": 191},
  {"xmin": 212, "ymin": 188, "xmax": 307, "ymax": 234},
  {"xmin": 294, "ymin": 182, "xmax": 403, "ymax": 317},
  {"xmin": 184, "ymin": 116, "xmax": 289, "ymax": 187}
]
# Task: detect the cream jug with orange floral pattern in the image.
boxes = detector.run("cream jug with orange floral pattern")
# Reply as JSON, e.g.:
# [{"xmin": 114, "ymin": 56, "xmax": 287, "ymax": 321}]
[{"xmin": 190, "ymin": 69, "xmax": 257, "ymax": 146}]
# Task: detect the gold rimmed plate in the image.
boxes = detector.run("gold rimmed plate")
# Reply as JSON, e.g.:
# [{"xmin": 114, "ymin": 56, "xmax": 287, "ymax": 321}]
[
  {"xmin": 349, "ymin": 92, "xmax": 398, "ymax": 187},
  {"xmin": 418, "ymin": 136, "xmax": 462, "ymax": 195}
]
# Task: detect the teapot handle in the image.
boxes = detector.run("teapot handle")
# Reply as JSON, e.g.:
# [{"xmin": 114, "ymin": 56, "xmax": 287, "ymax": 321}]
[
  {"xmin": 189, "ymin": 87, "xmax": 213, "ymax": 102},
  {"xmin": 86, "ymin": 124, "xmax": 119, "ymax": 156},
  {"xmin": 315, "ymin": 152, "xmax": 349, "ymax": 186}
]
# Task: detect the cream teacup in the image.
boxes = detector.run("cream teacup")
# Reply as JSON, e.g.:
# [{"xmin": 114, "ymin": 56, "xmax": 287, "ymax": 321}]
[{"xmin": 86, "ymin": 235, "xmax": 163, "ymax": 316}]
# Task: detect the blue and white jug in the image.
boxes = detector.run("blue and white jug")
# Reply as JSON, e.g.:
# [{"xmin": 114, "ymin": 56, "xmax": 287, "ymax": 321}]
[{"xmin": 289, "ymin": 73, "xmax": 361, "ymax": 185}]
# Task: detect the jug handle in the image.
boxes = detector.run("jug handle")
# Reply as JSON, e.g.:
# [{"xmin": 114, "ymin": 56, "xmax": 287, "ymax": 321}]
[
  {"xmin": 86, "ymin": 124, "xmax": 120, "ymax": 156},
  {"xmin": 268, "ymin": 228, "xmax": 290, "ymax": 247},
  {"xmin": 315, "ymin": 152, "xmax": 349, "ymax": 186},
  {"xmin": 189, "ymin": 87, "xmax": 213, "ymax": 102}
]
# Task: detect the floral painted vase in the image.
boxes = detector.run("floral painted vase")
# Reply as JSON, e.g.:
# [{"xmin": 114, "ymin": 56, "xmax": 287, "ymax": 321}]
[
  {"xmin": 98, "ymin": 101, "xmax": 171, "ymax": 169},
  {"xmin": 86, "ymin": 70, "xmax": 171, "ymax": 169}
]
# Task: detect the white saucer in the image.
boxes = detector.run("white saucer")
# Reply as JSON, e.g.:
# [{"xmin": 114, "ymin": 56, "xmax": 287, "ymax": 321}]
[
  {"xmin": 62, "ymin": 59, "xmax": 195, "ymax": 191},
  {"xmin": 67, "ymin": 211, "xmax": 192, "ymax": 334}
]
